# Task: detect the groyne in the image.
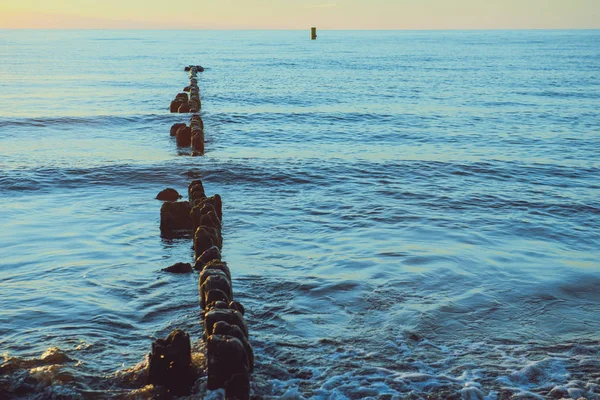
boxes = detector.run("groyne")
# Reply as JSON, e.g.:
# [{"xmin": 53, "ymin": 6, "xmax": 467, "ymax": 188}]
[
  {"xmin": 151, "ymin": 65, "xmax": 253, "ymax": 398},
  {"xmin": 169, "ymin": 66, "xmax": 205, "ymax": 156}
]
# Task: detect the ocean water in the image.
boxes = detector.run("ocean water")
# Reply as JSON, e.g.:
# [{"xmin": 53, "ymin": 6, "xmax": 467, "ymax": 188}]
[{"xmin": 0, "ymin": 29, "xmax": 599, "ymax": 399}]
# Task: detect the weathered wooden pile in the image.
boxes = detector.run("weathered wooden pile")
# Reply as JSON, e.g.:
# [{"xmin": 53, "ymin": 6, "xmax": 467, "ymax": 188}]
[
  {"xmin": 148, "ymin": 65, "xmax": 253, "ymax": 399},
  {"xmin": 170, "ymin": 66, "xmax": 203, "ymax": 113},
  {"xmin": 169, "ymin": 66, "xmax": 205, "ymax": 155}
]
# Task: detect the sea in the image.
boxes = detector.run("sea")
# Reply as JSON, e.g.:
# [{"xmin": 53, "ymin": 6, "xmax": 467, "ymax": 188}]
[{"xmin": 0, "ymin": 30, "xmax": 599, "ymax": 399}]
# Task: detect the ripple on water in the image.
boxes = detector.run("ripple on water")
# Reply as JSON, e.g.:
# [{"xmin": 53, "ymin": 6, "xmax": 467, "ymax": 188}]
[{"xmin": 1, "ymin": 30, "xmax": 600, "ymax": 398}]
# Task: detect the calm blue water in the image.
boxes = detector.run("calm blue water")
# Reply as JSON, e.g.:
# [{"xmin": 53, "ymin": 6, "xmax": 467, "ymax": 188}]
[{"xmin": 1, "ymin": 30, "xmax": 599, "ymax": 399}]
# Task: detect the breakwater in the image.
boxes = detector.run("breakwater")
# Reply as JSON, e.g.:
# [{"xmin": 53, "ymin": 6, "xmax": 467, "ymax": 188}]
[
  {"xmin": 151, "ymin": 66, "xmax": 253, "ymax": 398},
  {"xmin": 170, "ymin": 66, "xmax": 205, "ymax": 155}
]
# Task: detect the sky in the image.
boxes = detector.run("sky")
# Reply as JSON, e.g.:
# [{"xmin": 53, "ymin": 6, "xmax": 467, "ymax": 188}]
[{"xmin": 0, "ymin": 0, "xmax": 599, "ymax": 30}]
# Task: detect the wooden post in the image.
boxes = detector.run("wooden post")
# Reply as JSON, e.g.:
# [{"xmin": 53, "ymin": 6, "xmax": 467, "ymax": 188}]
[{"xmin": 311, "ymin": 27, "xmax": 317, "ymax": 40}]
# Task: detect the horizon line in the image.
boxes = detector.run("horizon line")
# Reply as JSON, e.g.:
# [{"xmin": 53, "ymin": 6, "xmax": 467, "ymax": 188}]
[{"xmin": 1, "ymin": 28, "xmax": 599, "ymax": 31}]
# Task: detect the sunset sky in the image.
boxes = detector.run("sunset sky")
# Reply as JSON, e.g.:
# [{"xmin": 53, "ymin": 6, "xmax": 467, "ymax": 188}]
[{"xmin": 1, "ymin": 0, "xmax": 599, "ymax": 29}]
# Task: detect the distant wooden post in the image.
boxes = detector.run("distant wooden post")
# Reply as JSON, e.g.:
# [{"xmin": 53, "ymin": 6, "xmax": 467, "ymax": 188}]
[{"xmin": 311, "ymin": 27, "xmax": 317, "ymax": 40}]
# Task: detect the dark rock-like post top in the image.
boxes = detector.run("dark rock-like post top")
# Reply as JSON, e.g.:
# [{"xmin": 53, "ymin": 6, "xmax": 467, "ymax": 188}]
[{"xmin": 147, "ymin": 329, "xmax": 194, "ymax": 396}]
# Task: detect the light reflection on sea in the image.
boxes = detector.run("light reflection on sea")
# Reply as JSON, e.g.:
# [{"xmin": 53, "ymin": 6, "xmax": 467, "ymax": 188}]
[{"xmin": 0, "ymin": 29, "xmax": 599, "ymax": 398}]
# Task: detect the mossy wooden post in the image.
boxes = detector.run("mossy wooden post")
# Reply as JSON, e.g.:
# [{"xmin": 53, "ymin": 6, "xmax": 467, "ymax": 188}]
[{"xmin": 311, "ymin": 27, "xmax": 317, "ymax": 40}]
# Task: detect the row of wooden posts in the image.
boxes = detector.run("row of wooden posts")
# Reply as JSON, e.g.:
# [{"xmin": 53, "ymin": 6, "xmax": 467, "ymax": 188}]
[
  {"xmin": 148, "ymin": 65, "xmax": 253, "ymax": 399},
  {"xmin": 169, "ymin": 66, "xmax": 206, "ymax": 155}
]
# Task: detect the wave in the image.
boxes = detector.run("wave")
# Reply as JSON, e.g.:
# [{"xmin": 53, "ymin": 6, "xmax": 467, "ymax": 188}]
[
  {"xmin": 210, "ymin": 111, "xmax": 404, "ymax": 126},
  {"xmin": 516, "ymin": 90, "xmax": 599, "ymax": 100},
  {"xmin": 2, "ymin": 323, "xmax": 598, "ymax": 398},
  {"xmin": 0, "ymin": 164, "xmax": 186, "ymax": 192},
  {"xmin": 0, "ymin": 114, "xmax": 177, "ymax": 129}
]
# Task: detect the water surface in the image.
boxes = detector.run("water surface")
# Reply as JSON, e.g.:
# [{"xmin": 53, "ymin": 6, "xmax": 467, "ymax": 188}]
[{"xmin": 1, "ymin": 30, "xmax": 599, "ymax": 399}]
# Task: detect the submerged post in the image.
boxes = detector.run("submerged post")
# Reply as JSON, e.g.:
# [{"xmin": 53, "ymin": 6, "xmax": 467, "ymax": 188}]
[{"xmin": 311, "ymin": 27, "xmax": 317, "ymax": 40}]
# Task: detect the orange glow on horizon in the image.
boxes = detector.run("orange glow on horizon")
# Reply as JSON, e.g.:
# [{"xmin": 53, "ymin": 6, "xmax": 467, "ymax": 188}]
[{"xmin": 1, "ymin": 0, "xmax": 599, "ymax": 30}]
